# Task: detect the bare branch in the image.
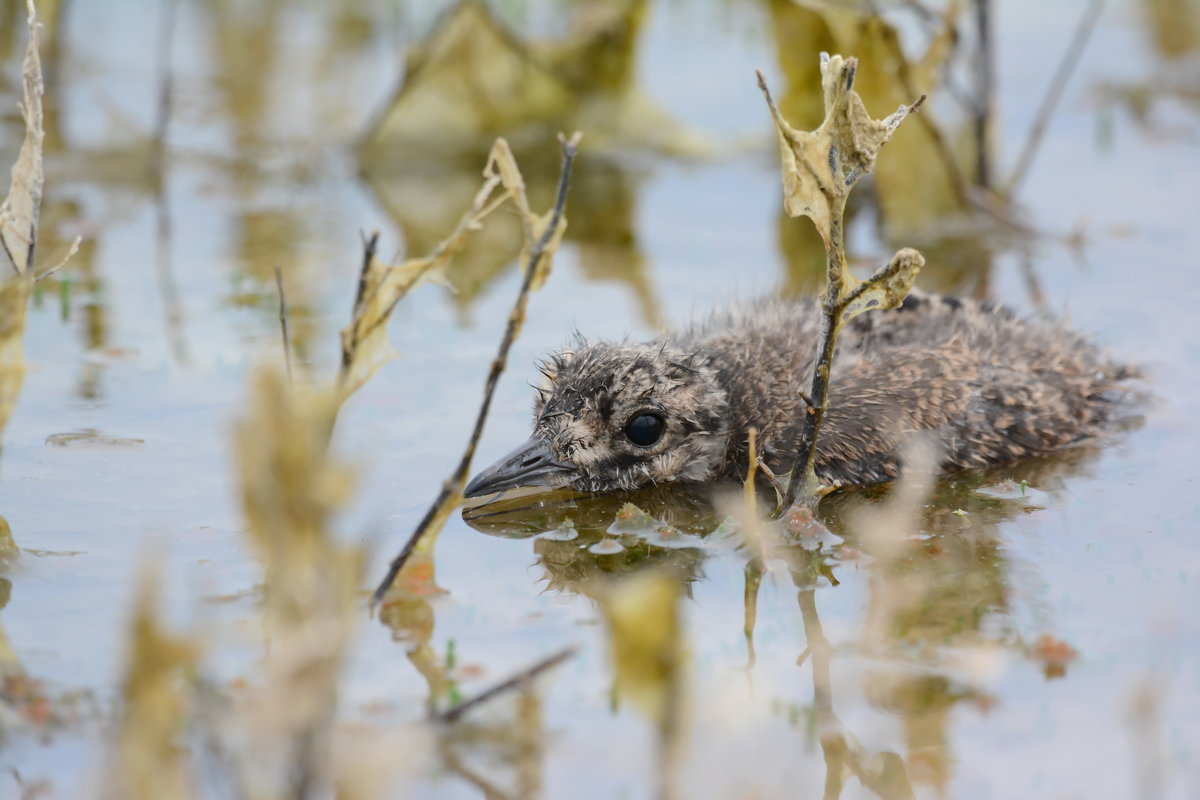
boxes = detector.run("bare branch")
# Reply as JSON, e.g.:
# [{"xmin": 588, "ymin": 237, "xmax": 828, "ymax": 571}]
[{"xmin": 370, "ymin": 132, "xmax": 583, "ymax": 609}]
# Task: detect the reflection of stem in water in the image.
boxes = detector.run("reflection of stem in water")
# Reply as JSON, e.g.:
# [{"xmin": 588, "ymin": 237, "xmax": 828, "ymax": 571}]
[
  {"xmin": 1005, "ymin": 0, "xmax": 1104, "ymax": 197},
  {"xmin": 796, "ymin": 568, "xmax": 915, "ymax": 800},
  {"xmin": 743, "ymin": 559, "xmax": 763, "ymax": 671},
  {"xmin": 273, "ymin": 265, "xmax": 292, "ymax": 380},
  {"xmin": 875, "ymin": 22, "xmax": 971, "ymax": 211},
  {"xmin": 153, "ymin": 0, "xmax": 188, "ymax": 364},
  {"xmin": 972, "ymin": 0, "xmax": 994, "ymax": 189},
  {"xmin": 1019, "ymin": 252, "xmax": 1046, "ymax": 311},
  {"xmin": 437, "ymin": 646, "xmax": 575, "ymax": 725},
  {"xmin": 439, "ymin": 687, "xmax": 544, "ymax": 800}
]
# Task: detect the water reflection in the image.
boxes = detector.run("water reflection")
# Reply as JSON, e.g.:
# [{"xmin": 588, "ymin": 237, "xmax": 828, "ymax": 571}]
[
  {"xmin": 462, "ymin": 446, "xmax": 1107, "ymax": 795},
  {"xmin": 360, "ymin": 0, "xmax": 697, "ymax": 160},
  {"xmin": 360, "ymin": 0, "xmax": 669, "ymax": 328},
  {"xmin": 1096, "ymin": 0, "xmax": 1200, "ymax": 143}
]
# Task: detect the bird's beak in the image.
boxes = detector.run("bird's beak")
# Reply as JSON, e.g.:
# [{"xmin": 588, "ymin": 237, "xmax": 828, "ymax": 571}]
[{"xmin": 464, "ymin": 437, "xmax": 574, "ymax": 498}]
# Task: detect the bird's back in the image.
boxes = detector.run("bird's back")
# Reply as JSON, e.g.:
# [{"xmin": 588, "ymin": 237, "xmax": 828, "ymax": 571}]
[{"xmin": 675, "ymin": 292, "xmax": 1136, "ymax": 488}]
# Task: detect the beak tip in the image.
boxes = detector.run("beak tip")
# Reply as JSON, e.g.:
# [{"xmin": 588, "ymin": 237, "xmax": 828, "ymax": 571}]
[
  {"xmin": 464, "ymin": 437, "xmax": 573, "ymax": 499},
  {"xmin": 463, "ymin": 475, "xmax": 487, "ymax": 498}
]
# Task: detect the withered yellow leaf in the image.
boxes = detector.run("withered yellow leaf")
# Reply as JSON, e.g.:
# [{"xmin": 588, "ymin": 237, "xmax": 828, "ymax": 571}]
[
  {"xmin": 340, "ymin": 170, "xmax": 505, "ymax": 398},
  {"xmin": 759, "ymin": 54, "xmax": 922, "ymax": 246},
  {"xmin": 839, "ymin": 248, "xmax": 924, "ymax": 324}
]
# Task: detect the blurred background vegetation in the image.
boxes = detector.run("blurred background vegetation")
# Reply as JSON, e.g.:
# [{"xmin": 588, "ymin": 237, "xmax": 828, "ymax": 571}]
[{"xmin": 1, "ymin": 0, "xmax": 1198, "ymax": 798}]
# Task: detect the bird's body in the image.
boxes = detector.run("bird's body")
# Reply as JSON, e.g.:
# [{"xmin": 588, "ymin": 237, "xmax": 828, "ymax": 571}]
[{"xmin": 465, "ymin": 292, "xmax": 1135, "ymax": 498}]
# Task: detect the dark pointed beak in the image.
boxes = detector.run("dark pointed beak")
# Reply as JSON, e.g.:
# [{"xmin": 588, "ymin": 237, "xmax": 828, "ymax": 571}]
[{"xmin": 464, "ymin": 437, "xmax": 575, "ymax": 498}]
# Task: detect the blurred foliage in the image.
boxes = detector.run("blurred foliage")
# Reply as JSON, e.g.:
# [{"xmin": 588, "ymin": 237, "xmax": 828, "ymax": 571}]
[
  {"xmin": 109, "ymin": 568, "xmax": 199, "ymax": 800},
  {"xmin": 0, "ymin": 0, "xmax": 1163, "ymax": 796}
]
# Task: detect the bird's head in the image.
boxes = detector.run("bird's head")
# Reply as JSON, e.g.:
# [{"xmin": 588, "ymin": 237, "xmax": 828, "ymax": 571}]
[{"xmin": 465, "ymin": 340, "xmax": 731, "ymax": 497}]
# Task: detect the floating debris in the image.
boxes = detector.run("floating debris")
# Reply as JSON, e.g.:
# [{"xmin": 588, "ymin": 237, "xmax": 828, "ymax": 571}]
[
  {"xmin": 588, "ymin": 538, "xmax": 625, "ymax": 555},
  {"xmin": 608, "ymin": 502, "xmax": 657, "ymax": 535},
  {"xmin": 45, "ymin": 428, "xmax": 145, "ymax": 447},
  {"xmin": 644, "ymin": 523, "xmax": 702, "ymax": 551},
  {"xmin": 540, "ymin": 518, "xmax": 579, "ymax": 542}
]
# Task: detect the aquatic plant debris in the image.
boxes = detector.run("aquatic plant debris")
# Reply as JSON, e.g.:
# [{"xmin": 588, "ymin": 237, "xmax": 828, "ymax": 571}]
[
  {"xmin": 541, "ymin": 518, "xmax": 578, "ymax": 542},
  {"xmin": 371, "ymin": 132, "xmax": 582, "ymax": 608},
  {"xmin": 608, "ymin": 502, "xmax": 658, "ymax": 534},
  {"xmin": 757, "ymin": 55, "xmax": 926, "ymax": 510}
]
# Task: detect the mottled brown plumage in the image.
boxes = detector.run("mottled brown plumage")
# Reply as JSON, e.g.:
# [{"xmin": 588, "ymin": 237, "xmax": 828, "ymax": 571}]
[{"xmin": 464, "ymin": 292, "xmax": 1136, "ymax": 498}]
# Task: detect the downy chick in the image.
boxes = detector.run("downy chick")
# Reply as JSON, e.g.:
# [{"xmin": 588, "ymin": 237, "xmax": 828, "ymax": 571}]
[{"xmin": 465, "ymin": 293, "xmax": 1136, "ymax": 498}]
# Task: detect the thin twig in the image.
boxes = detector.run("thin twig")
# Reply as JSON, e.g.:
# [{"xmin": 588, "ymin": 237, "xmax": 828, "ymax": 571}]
[
  {"xmin": 274, "ymin": 265, "xmax": 292, "ymax": 381},
  {"xmin": 435, "ymin": 646, "xmax": 577, "ymax": 725},
  {"xmin": 1005, "ymin": 0, "xmax": 1104, "ymax": 195},
  {"xmin": 342, "ymin": 231, "xmax": 379, "ymax": 373},
  {"xmin": 370, "ymin": 133, "xmax": 582, "ymax": 609}
]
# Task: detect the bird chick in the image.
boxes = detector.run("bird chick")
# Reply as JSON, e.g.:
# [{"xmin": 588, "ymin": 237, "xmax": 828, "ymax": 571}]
[{"xmin": 465, "ymin": 293, "xmax": 1136, "ymax": 498}]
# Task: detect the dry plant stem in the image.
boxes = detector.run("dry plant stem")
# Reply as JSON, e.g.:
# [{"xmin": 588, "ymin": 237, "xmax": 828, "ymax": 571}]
[
  {"xmin": 342, "ymin": 231, "xmax": 379, "ymax": 374},
  {"xmin": 779, "ymin": 252, "xmax": 921, "ymax": 512},
  {"xmin": 435, "ymin": 646, "xmax": 576, "ymax": 724},
  {"xmin": 1005, "ymin": 0, "xmax": 1104, "ymax": 196},
  {"xmin": 371, "ymin": 133, "xmax": 582, "ymax": 608},
  {"xmin": 757, "ymin": 61, "xmax": 924, "ymax": 513},
  {"xmin": 274, "ymin": 265, "xmax": 292, "ymax": 381},
  {"xmin": 743, "ymin": 427, "xmax": 759, "ymax": 512}
]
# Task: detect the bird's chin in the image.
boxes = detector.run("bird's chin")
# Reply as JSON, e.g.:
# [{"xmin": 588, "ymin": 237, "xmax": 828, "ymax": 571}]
[{"xmin": 464, "ymin": 437, "xmax": 577, "ymax": 500}]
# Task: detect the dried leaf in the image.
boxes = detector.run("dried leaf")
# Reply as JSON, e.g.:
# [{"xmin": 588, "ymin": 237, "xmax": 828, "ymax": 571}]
[
  {"xmin": 759, "ymin": 54, "xmax": 922, "ymax": 248},
  {"xmin": 524, "ymin": 207, "xmax": 568, "ymax": 292},
  {"xmin": 339, "ymin": 170, "xmax": 504, "ymax": 397},
  {"xmin": 0, "ymin": 516, "xmax": 18, "ymax": 572},
  {"xmin": 341, "ymin": 137, "xmax": 568, "ymax": 398},
  {"xmin": 839, "ymin": 247, "xmax": 925, "ymax": 323},
  {"xmin": 0, "ymin": 0, "xmax": 44, "ymax": 276}
]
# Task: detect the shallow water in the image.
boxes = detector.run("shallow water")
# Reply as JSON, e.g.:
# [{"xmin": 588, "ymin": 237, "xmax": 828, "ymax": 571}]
[{"xmin": 1, "ymin": 0, "xmax": 1199, "ymax": 797}]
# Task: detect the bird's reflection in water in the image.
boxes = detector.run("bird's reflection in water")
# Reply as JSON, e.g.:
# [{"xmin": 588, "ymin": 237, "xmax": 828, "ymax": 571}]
[{"xmin": 462, "ymin": 445, "xmax": 1108, "ymax": 797}]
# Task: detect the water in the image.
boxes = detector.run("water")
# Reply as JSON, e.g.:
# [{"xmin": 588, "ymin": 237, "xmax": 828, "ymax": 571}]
[{"xmin": 1, "ymin": 0, "xmax": 1198, "ymax": 797}]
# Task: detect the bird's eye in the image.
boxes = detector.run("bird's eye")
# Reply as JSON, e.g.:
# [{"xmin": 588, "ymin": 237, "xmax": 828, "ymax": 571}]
[{"xmin": 624, "ymin": 413, "xmax": 665, "ymax": 447}]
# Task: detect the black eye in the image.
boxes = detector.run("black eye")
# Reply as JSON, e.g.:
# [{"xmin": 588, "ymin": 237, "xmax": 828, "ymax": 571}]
[{"xmin": 624, "ymin": 413, "xmax": 665, "ymax": 447}]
